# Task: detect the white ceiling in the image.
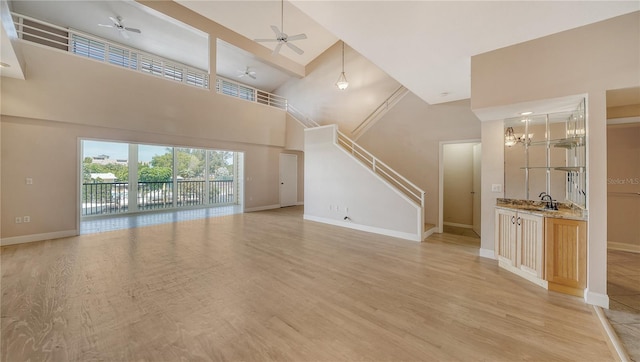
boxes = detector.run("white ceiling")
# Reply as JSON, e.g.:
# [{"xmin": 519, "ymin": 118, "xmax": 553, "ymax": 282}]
[
  {"xmin": 289, "ymin": 1, "xmax": 639, "ymax": 105},
  {"xmin": 176, "ymin": 0, "xmax": 338, "ymax": 66},
  {"xmin": 5, "ymin": 1, "xmax": 639, "ymax": 103}
]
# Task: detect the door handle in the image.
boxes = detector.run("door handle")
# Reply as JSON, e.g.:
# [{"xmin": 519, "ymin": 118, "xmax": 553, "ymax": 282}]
[
  {"xmin": 511, "ymin": 216, "xmax": 515, "ymax": 224},
  {"xmin": 517, "ymin": 217, "xmax": 521, "ymax": 226}
]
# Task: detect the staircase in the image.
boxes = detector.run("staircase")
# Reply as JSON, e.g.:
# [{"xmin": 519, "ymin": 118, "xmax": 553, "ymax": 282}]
[
  {"xmin": 351, "ymin": 85, "xmax": 409, "ymax": 140},
  {"xmin": 288, "ymin": 102, "xmax": 435, "ymax": 241}
]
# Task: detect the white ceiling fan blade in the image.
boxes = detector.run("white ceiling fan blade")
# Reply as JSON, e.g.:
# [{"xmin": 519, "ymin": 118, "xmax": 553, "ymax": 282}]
[
  {"xmin": 254, "ymin": 38, "xmax": 279, "ymax": 43},
  {"xmin": 109, "ymin": 16, "xmax": 120, "ymax": 26},
  {"xmin": 248, "ymin": 73, "xmax": 257, "ymax": 80},
  {"xmin": 125, "ymin": 27, "xmax": 141, "ymax": 34},
  {"xmin": 98, "ymin": 24, "xmax": 114, "ymax": 28},
  {"xmin": 270, "ymin": 25, "xmax": 282, "ymax": 37},
  {"xmin": 119, "ymin": 29, "xmax": 130, "ymax": 39},
  {"xmin": 272, "ymin": 42, "xmax": 283, "ymax": 55},
  {"xmin": 286, "ymin": 42, "xmax": 304, "ymax": 55},
  {"xmin": 287, "ymin": 33, "xmax": 307, "ymax": 41}
]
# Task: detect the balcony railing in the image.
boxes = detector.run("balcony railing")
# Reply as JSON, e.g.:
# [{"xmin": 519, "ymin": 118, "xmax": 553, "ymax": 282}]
[
  {"xmin": 12, "ymin": 12, "xmax": 209, "ymax": 89},
  {"xmin": 82, "ymin": 180, "xmax": 235, "ymax": 216},
  {"xmin": 215, "ymin": 77, "xmax": 287, "ymax": 110}
]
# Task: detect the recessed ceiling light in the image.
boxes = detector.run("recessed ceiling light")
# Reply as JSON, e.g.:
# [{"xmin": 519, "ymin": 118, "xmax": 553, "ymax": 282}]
[
  {"xmin": 0, "ymin": 62, "xmax": 10, "ymax": 68},
  {"xmin": 520, "ymin": 111, "xmax": 533, "ymax": 116}
]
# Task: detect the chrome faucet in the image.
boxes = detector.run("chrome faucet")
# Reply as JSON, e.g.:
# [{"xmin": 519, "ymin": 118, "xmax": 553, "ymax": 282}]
[{"xmin": 538, "ymin": 192, "xmax": 558, "ymax": 210}]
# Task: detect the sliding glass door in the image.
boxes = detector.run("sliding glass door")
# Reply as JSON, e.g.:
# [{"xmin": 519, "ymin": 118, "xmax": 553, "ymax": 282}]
[{"xmin": 81, "ymin": 140, "xmax": 241, "ymax": 217}]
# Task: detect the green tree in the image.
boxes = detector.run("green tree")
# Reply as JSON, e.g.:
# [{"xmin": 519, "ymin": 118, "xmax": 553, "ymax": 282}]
[{"xmin": 138, "ymin": 165, "xmax": 172, "ymax": 183}]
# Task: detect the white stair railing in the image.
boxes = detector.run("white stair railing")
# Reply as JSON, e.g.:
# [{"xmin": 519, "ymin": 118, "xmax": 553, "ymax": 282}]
[
  {"xmin": 286, "ymin": 104, "xmax": 320, "ymax": 128},
  {"xmin": 335, "ymin": 129, "xmax": 425, "ymax": 210},
  {"xmin": 287, "ymin": 106, "xmax": 425, "ymax": 215},
  {"xmin": 352, "ymin": 85, "xmax": 409, "ymax": 140}
]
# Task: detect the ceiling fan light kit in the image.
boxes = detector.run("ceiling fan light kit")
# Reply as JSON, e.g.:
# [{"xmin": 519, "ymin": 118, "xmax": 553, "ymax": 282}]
[
  {"xmin": 98, "ymin": 16, "xmax": 141, "ymax": 39},
  {"xmin": 238, "ymin": 66, "xmax": 257, "ymax": 80},
  {"xmin": 254, "ymin": 0, "xmax": 307, "ymax": 56}
]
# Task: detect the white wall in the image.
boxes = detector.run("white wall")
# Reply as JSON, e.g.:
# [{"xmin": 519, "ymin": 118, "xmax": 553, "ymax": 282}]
[
  {"xmin": 304, "ymin": 125, "xmax": 421, "ymax": 241},
  {"xmin": 471, "ymin": 11, "xmax": 640, "ymax": 307}
]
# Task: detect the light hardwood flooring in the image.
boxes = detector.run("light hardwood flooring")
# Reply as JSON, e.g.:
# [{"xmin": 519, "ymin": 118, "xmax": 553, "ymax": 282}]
[
  {"xmin": 1, "ymin": 206, "xmax": 615, "ymax": 361},
  {"xmin": 605, "ymin": 250, "xmax": 640, "ymax": 361}
]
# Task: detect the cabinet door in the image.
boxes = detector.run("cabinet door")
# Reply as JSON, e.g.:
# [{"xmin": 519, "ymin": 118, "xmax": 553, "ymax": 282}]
[
  {"xmin": 516, "ymin": 213, "xmax": 544, "ymax": 279},
  {"xmin": 545, "ymin": 218, "xmax": 587, "ymax": 296},
  {"xmin": 495, "ymin": 209, "xmax": 517, "ymax": 266}
]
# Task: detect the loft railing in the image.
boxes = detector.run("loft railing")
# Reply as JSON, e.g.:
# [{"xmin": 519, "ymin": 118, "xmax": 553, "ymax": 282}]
[
  {"xmin": 215, "ymin": 77, "xmax": 287, "ymax": 110},
  {"xmin": 336, "ymin": 129, "xmax": 425, "ymax": 209},
  {"xmin": 82, "ymin": 180, "xmax": 235, "ymax": 216},
  {"xmin": 352, "ymin": 85, "xmax": 409, "ymax": 140},
  {"xmin": 12, "ymin": 12, "xmax": 209, "ymax": 89}
]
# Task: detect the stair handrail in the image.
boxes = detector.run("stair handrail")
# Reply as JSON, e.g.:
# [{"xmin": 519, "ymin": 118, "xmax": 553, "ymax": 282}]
[
  {"xmin": 336, "ymin": 129, "xmax": 425, "ymax": 208},
  {"xmin": 352, "ymin": 85, "xmax": 409, "ymax": 139},
  {"xmin": 286, "ymin": 104, "xmax": 426, "ymax": 213},
  {"xmin": 286, "ymin": 104, "xmax": 320, "ymax": 128}
]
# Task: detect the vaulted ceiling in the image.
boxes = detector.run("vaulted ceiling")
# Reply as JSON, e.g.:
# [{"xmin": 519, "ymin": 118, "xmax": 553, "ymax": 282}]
[
  {"xmin": 184, "ymin": 0, "xmax": 638, "ymax": 105},
  {"xmin": 3, "ymin": 1, "xmax": 639, "ymax": 104}
]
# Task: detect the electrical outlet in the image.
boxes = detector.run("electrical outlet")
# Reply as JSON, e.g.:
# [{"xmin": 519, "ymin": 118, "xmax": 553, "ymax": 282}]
[
  {"xmin": 15, "ymin": 217, "xmax": 22, "ymax": 224},
  {"xmin": 23, "ymin": 216, "xmax": 30, "ymax": 223},
  {"xmin": 491, "ymin": 184, "xmax": 503, "ymax": 192}
]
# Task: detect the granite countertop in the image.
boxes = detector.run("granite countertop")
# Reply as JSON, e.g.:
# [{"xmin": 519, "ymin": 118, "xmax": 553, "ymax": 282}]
[{"xmin": 496, "ymin": 198, "xmax": 588, "ymax": 221}]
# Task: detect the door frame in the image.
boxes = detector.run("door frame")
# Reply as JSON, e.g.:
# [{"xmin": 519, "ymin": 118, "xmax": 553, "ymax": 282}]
[
  {"xmin": 438, "ymin": 139, "xmax": 481, "ymax": 234},
  {"xmin": 279, "ymin": 153, "xmax": 298, "ymax": 207}
]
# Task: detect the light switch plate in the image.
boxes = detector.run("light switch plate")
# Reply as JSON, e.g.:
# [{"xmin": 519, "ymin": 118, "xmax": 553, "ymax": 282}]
[{"xmin": 491, "ymin": 184, "xmax": 503, "ymax": 192}]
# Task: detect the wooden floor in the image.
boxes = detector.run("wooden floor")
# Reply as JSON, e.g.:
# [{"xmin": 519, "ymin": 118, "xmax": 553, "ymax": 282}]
[
  {"xmin": 1, "ymin": 206, "xmax": 615, "ymax": 361},
  {"xmin": 605, "ymin": 249, "xmax": 640, "ymax": 360}
]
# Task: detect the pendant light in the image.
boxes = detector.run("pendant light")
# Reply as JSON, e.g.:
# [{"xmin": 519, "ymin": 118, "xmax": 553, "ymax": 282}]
[{"xmin": 335, "ymin": 41, "xmax": 349, "ymax": 90}]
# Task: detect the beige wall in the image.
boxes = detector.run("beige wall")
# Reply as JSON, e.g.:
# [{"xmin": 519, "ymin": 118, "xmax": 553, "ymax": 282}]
[
  {"xmin": 276, "ymin": 41, "xmax": 401, "ymax": 135},
  {"xmin": 0, "ymin": 115, "xmax": 285, "ymax": 240},
  {"xmin": 607, "ymin": 123, "xmax": 640, "ymax": 252},
  {"xmin": 0, "ymin": 0, "xmax": 315, "ymax": 242},
  {"xmin": 357, "ymin": 95, "xmax": 481, "ymax": 226},
  {"xmin": 471, "ymin": 11, "xmax": 640, "ymax": 306},
  {"xmin": 443, "ymin": 143, "xmax": 474, "ymax": 226}
]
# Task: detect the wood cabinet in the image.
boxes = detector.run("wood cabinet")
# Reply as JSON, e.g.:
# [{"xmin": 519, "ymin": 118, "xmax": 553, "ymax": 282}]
[
  {"xmin": 495, "ymin": 208, "xmax": 545, "ymax": 287},
  {"xmin": 545, "ymin": 218, "xmax": 587, "ymax": 297}
]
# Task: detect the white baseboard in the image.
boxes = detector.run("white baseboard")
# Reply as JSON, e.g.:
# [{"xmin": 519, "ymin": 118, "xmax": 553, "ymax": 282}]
[
  {"xmin": 1, "ymin": 229, "xmax": 78, "ymax": 246},
  {"xmin": 422, "ymin": 226, "xmax": 437, "ymax": 240},
  {"xmin": 443, "ymin": 222, "xmax": 473, "ymax": 229},
  {"xmin": 479, "ymin": 248, "xmax": 497, "ymax": 260},
  {"xmin": 303, "ymin": 214, "xmax": 421, "ymax": 242},
  {"xmin": 608, "ymin": 242, "xmax": 640, "ymax": 253},
  {"xmin": 244, "ymin": 204, "xmax": 281, "ymax": 212},
  {"xmin": 585, "ymin": 289, "xmax": 609, "ymax": 308}
]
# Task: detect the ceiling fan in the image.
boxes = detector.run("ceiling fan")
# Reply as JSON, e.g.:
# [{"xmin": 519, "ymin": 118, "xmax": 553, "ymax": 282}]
[
  {"xmin": 254, "ymin": 0, "xmax": 307, "ymax": 55},
  {"xmin": 238, "ymin": 66, "xmax": 257, "ymax": 80},
  {"xmin": 99, "ymin": 16, "xmax": 141, "ymax": 39}
]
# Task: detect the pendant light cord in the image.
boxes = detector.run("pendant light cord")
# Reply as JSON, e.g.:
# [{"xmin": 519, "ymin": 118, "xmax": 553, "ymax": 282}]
[{"xmin": 342, "ymin": 41, "xmax": 345, "ymax": 72}]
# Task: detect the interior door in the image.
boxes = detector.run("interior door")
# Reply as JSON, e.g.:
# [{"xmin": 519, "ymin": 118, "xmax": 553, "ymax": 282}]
[
  {"xmin": 279, "ymin": 153, "xmax": 298, "ymax": 207},
  {"xmin": 472, "ymin": 144, "xmax": 482, "ymax": 236}
]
